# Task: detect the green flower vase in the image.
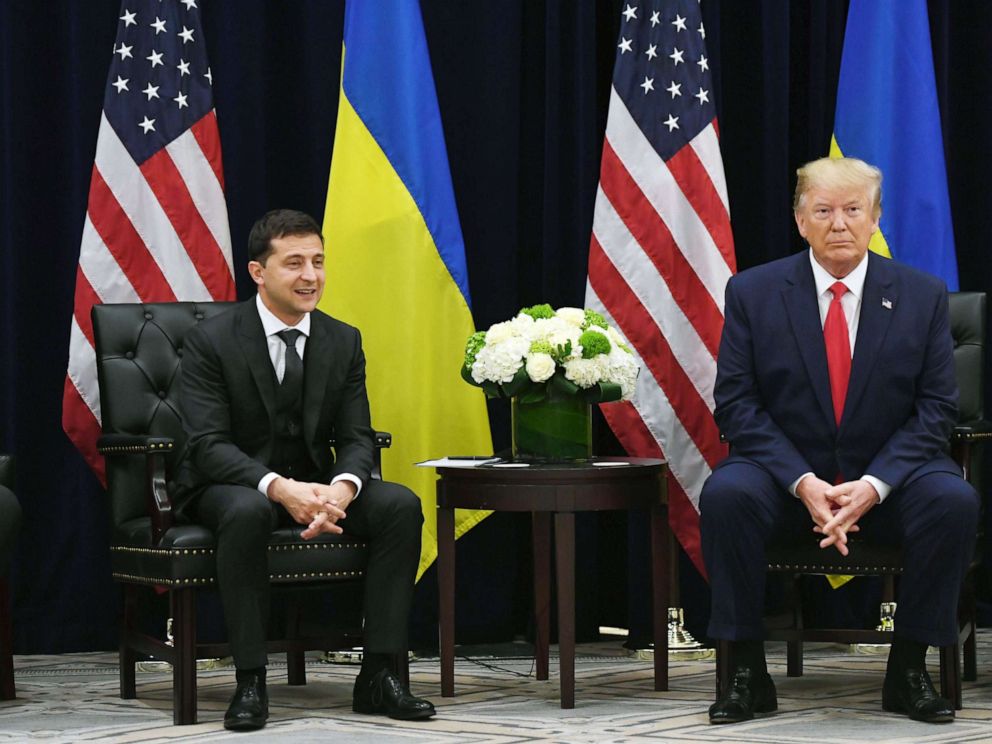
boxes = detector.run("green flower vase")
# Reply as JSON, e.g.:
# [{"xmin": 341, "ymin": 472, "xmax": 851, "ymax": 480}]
[{"xmin": 511, "ymin": 395, "xmax": 592, "ymax": 462}]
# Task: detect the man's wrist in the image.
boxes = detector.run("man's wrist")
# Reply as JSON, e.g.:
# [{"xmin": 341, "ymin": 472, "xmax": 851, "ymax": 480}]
[
  {"xmin": 331, "ymin": 473, "xmax": 362, "ymax": 499},
  {"xmin": 860, "ymin": 475, "xmax": 890, "ymax": 504},
  {"xmin": 258, "ymin": 472, "xmax": 281, "ymax": 500},
  {"xmin": 790, "ymin": 472, "xmax": 814, "ymax": 498}
]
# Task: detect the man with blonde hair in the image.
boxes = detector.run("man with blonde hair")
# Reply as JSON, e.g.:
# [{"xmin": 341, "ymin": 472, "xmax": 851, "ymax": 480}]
[{"xmin": 701, "ymin": 157, "xmax": 977, "ymax": 724}]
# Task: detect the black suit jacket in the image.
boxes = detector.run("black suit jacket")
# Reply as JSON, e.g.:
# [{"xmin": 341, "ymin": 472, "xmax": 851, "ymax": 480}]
[{"xmin": 173, "ymin": 299, "xmax": 375, "ymax": 511}]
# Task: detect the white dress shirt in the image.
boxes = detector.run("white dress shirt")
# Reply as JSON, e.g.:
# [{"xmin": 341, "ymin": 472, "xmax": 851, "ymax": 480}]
[
  {"xmin": 255, "ymin": 295, "xmax": 362, "ymax": 499},
  {"xmin": 790, "ymin": 250, "xmax": 891, "ymax": 503}
]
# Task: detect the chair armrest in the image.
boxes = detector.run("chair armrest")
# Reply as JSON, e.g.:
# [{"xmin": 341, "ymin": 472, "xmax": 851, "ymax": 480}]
[
  {"xmin": 327, "ymin": 430, "xmax": 393, "ymax": 481},
  {"xmin": 97, "ymin": 434, "xmax": 175, "ymax": 455},
  {"xmin": 97, "ymin": 434, "xmax": 175, "ymax": 545},
  {"xmin": 952, "ymin": 421, "xmax": 992, "ymax": 443},
  {"xmin": 950, "ymin": 420, "xmax": 992, "ymax": 483}
]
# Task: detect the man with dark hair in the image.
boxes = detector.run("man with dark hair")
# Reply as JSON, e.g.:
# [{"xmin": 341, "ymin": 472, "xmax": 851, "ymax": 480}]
[
  {"xmin": 701, "ymin": 158, "xmax": 978, "ymax": 724},
  {"xmin": 175, "ymin": 208, "xmax": 434, "ymax": 731}
]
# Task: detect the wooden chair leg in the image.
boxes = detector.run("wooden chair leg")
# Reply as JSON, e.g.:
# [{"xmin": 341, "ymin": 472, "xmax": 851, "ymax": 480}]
[
  {"xmin": 0, "ymin": 578, "xmax": 14, "ymax": 700},
  {"xmin": 786, "ymin": 574, "xmax": 803, "ymax": 677},
  {"xmin": 285, "ymin": 595, "xmax": 306, "ymax": 686},
  {"xmin": 715, "ymin": 639, "xmax": 731, "ymax": 697},
  {"xmin": 964, "ymin": 620, "xmax": 977, "ymax": 682},
  {"xmin": 939, "ymin": 644, "xmax": 962, "ymax": 711},
  {"xmin": 787, "ymin": 641, "xmax": 803, "ymax": 677},
  {"xmin": 171, "ymin": 588, "xmax": 198, "ymax": 725},
  {"xmin": 119, "ymin": 585, "xmax": 137, "ymax": 699}
]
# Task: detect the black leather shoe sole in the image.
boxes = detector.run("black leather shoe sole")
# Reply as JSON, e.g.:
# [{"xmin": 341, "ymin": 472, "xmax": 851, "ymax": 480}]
[
  {"xmin": 881, "ymin": 697, "xmax": 954, "ymax": 723},
  {"xmin": 709, "ymin": 697, "xmax": 777, "ymax": 724},
  {"xmin": 353, "ymin": 698, "xmax": 436, "ymax": 720},
  {"xmin": 223, "ymin": 715, "xmax": 267, "ymax": 731}
]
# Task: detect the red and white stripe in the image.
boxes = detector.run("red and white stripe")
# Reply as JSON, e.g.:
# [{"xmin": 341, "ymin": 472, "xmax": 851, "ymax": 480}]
[
  {"xmin": 586, "ymin": 88, "xmax": 736, "ymax": 575},
  {"xmin": 63, "ymin": 111, "xmax": 235, "ymax": 481}
]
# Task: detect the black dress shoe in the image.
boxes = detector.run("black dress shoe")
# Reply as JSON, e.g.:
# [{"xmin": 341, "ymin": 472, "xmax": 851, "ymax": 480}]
[
  {"xmin": 353, "ymin": 668, "xmax": 436, "ymax": 720},
  {"xmin": 708, "ymin": 667, "xmax": 777, "ymax": 724},
  {"xmin": 224, "ymin": 672, "xmax": 269, "ymax": 731},
  {"xmin": 882, "ymin": 667, "xmax": 954, "ymax": 723}
]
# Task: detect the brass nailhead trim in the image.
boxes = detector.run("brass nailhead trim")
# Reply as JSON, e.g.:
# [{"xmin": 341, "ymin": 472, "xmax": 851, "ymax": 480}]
[
  {"xmin": 769, "ymin": 563, "xmax": 902, "ymax": 572},
  {"xmin": 99, "ymin": 442, "xmax": 174, "ymax": 454}
]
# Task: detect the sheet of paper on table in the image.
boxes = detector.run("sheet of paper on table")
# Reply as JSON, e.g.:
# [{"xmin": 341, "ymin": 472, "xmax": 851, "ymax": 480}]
[{"xmin": 416, "ymin": 457, "xmax": 502, "ymax": 468}]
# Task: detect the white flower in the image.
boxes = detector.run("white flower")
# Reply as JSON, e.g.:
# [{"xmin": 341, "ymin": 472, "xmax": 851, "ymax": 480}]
[
  {"xmin": 471, "ymin": 336, "xmax": 529, "ymax": 384},
  {"xmin": 555, "ymin": 307, "xmax": 585, "ymax": 327},
  {"xmin": 606, "ymin": 324, "xmax": 628, "ymax": 349},
  {"xmin": 563, "ymin": 357, "xmax": 603, "ymax": 388},
  {"xmin": 485, "ymin": 320, "xmax": 516, "ymax": 345},
  {"xmin": 531, "ymin": 317, "xmax": 582, "ymax": 356},
  {"xmin": 509, "ymin": 313, "xmax": 535, "ymax": 335},
  {"xmin": 524, "ymin": 352, "xmax": 556, "ymax": 383},
  {"xmin": 607, "ymin": 346, "xmax": 639, "ymax": 399}
]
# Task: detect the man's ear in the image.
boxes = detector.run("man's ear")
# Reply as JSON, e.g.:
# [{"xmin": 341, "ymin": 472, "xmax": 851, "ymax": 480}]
[
  {"xmin": 794, "ymin": 210, "xmax": 807, "ymax": 239},
  {"xmin": 248, "ymin": 260, "xmax": 264, "ymax": 286}
]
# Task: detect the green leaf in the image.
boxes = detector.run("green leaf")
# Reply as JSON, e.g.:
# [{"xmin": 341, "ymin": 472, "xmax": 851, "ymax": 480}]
[
  {"xmin": 461, "ymin": 364, "xmax": 479, "ymax": 386},
  {"xmin": 502, "ymin": 367, "xmax": 533, "ymax": 398},
  {"xmin": 583, "ymin": 382, "xmax": 623, "ymax": 403}
]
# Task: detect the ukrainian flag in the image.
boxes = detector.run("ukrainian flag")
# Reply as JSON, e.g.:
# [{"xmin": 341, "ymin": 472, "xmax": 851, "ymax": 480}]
[
  {"xmin": 830, "ymin": 0, "xmax": 958, "ymax": 289},
  {"xmin": 320, "ymin": 0, "xmax": 493, "ymax": 578}
]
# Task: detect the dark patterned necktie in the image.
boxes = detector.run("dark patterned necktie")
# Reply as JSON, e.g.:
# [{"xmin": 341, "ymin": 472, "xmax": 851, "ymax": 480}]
[{"xmin": 276, "ymin": 329, "xmax": 304, "ymax": 405}]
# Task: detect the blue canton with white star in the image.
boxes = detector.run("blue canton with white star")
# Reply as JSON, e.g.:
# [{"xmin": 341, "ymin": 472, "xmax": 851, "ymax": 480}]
[
  {"xmin": 103, "ymin": 0, "xmax": 215, "ymax": 164},
  {"xmin": 613, "ymin": 0, "xmax": 715, "ymax": 161}
]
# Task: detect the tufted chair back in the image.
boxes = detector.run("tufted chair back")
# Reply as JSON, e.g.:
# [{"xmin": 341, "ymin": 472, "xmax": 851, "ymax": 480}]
[
  {"xmin": 92, "ymin": 302, "xmax": 234, "ymax": 528},
  {"xmin": 950, "ymin": 292, "xmax": 985, "ymax": 426}
]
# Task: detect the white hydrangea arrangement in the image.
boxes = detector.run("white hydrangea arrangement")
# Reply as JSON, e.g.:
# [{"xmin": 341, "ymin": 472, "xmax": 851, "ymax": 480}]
[{"xmin": 462, "ymin": 304, "xmax": 639, "ymax": 404}]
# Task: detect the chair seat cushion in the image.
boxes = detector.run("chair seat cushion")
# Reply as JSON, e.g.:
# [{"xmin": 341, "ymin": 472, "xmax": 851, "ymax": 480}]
[
  {"xmin": 111, "ymin": 519, "xmax": 369, "ymax": 587},
  {"xmin": 766, "ymin": 540, "xmax": 903, "ymax": 574}
]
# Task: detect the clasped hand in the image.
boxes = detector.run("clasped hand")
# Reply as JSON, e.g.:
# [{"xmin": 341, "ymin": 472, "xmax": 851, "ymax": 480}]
[
  {"xmin": 796, "ymin": 476, "xmax": 879, "ymax": 556},
  {"xmin": 267, "ymin": 477, "xmax": 357, "ymax": 540}
]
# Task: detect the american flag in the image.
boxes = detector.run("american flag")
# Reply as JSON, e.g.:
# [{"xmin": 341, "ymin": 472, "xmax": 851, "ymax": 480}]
[
  {"xmin": 585, "ymin": 0, "xmax": 734, "ymax": 574},
  {"xmin": 63, "ymin": 0, "xmax": 235, "ymax": 481}
]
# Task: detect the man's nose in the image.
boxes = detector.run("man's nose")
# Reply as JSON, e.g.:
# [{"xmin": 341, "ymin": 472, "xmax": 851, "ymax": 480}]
[
  {"xmin": 831, "ymin": 210, "xmax": 847, "ymax": 230},
  {"xmin": 301, "ymin": 261, "xmax": 317, "ymax": 280}
]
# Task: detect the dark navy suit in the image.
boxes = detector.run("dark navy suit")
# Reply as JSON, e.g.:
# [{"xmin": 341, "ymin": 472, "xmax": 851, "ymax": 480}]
[{"xmin": 700, "ymin": 251, "xmax": 978, "ymax": 646}]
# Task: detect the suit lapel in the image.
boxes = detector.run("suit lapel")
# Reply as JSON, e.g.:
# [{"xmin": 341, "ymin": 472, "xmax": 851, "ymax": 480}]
[
  {"xmin": 841, "ymin": 254, "xmax": 896, "ymax": 430},
  {"xmin": 237, "ymin": 302, "xmax": 278, "ymax": 425},
  {"xmin": 783, "ymin": 254, "xmax": 836, "ymax": 430},
  {"xmin": 303, "ymin": 314, "xmax": 331, "ymax": 448}
]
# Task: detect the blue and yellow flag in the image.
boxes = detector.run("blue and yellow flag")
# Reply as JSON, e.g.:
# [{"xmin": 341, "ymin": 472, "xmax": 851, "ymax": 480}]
[
  {"xmin": 830, "ymin": 0, "xmax": 958, "ymax": 289},
  {"xmin": 320, "ymin": 0, "xmax": 492, "ymax": 578}
]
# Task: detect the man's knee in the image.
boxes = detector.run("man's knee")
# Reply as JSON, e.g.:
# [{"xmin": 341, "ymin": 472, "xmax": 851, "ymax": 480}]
[
  {"xmin": 215, "ymin": 488, "xmax": 275, "ymax": 534},
  {"xmin": 384, "ymin": 482, "xmax": 424, "ymax": 526},
  {"xmin": 700, "ymin": 466, "xmax": 760, "ymax": 525},
  {"xmin": 907, "ymin": 472, "xmax": 979, "ymax": 521}
]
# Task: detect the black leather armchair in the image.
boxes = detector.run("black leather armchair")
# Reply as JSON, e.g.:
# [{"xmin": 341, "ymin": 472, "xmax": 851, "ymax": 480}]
[
  {"xmin": 93, "ymin": 302, "xmax": 388, "ymax": 725},
  {"xmin": 0, "ymin": 453, "xmax": 20, "ymax": 700},
  {"xmin": 716, "ymin": 291, "xmax": 990, "ymax": 710}
]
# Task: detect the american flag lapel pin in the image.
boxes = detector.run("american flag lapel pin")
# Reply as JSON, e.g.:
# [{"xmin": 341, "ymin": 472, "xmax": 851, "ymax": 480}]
[{"xmin": 882, "ymin": 298, "xmax": 893, "ymax": 310}]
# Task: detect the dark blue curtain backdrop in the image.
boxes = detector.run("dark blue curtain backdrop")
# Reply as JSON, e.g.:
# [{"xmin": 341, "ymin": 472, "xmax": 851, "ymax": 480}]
[{"xmin": 2, "ymin": 0, "xmax": 991, "ymax": 653}]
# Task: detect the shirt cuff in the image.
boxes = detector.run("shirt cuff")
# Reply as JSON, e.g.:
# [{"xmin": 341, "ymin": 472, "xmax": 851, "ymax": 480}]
[
  {"xmin": 332, "ymin": 473, "xmax": 363, "ymax": 499},
  {"xmin": 860, "ymin": 475, "xmax": 891, "ymax": 503},
  {"xmin": 258, "ymin": 471, "xmax": 280, "ymax": 498},
  {"xmin": 789, "ymin": 472, "xmax": 814, "ymax": 497}
]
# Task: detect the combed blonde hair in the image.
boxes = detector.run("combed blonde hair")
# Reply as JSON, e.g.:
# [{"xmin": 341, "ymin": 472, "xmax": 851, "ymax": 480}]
[{"xmin": 793, "ymin": 157, "xmax": 882, "ymax": 218}]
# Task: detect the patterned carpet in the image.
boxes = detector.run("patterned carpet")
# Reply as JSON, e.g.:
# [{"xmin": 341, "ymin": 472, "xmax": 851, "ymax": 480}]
[{"xmin": 3, "ymin": 638, "xmax": 992, "ymax": 742}]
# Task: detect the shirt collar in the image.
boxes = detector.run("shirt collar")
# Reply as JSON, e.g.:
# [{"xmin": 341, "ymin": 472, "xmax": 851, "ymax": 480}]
[
  {"xmin": 255, "ymin": 294, "xmax": 311, "ymax": 338},
  {"xmin": 808, "ymin": 248, "xmax": 869, "ymax": 301}
]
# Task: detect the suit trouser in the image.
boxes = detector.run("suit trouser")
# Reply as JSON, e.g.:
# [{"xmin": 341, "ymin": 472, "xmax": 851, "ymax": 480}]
[
  {"xmin": 195, "ymin": 479, "xmax": 423, "ymax": 670},
  {"xmin": 700, "ymin": 460, "xmax": 979, "ymax": 647}
]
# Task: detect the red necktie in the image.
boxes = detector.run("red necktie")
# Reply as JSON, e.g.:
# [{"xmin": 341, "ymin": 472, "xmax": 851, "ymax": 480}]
[{"xmin": 824, "ymin": 281, "xmax": 851, "ymax": 425}]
